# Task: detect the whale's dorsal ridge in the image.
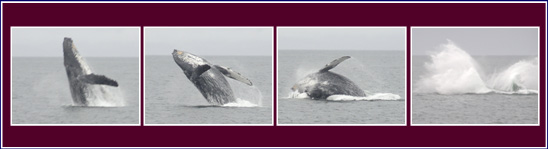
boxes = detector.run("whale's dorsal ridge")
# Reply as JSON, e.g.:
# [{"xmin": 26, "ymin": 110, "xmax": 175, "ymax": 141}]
[
  {"xmin": 319, "ymin": 56, "xmax": 351, "ymax": 72},
  {"xmin": 214, "ymin": 65, "xmax": 253, "ymax": 86}
]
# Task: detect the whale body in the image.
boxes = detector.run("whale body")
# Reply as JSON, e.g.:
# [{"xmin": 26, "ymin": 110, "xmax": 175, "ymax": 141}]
[
  {"xmin": 63, "ymin": 37, "xmax": 118, "ymax": 106},
  {"xmin": 291, "ymin": 56, "xmax": 366, "ymax": 99},
  {"xmin": 172, "ymin": 50, "xmax": 253, "ymax": 105}
]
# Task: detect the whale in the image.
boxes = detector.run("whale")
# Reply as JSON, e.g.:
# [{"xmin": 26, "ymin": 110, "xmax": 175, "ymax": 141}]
[
  {"xmin": 291, "ymin": 56, "xmax": 366, "ymax": 99},
  {"xmin": 63, "ymin": 37, "xmax": 119, "ymax": 106},
  {"xmin": 172, "ymin": 49, "xmax": 253, "ymax": 105}
]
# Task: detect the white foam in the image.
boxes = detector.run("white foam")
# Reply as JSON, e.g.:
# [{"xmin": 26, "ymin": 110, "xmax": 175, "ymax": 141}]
[
  {"xmin": 287, "ymin": 90, "xmax": 401, "ymax": 101},
  {"xmin": 287, "ymin": 90, "xmax": 310, "ymax": 98},
  {"xmin": 416, "ymin": 40, "xmax": 538, "ymax": 95},
  {"xmin": 222, "ymin": 98, "xmax": 258, "ymax": 107},
  {"xmin": 85, "ymin": 85, "xmax": 125, "ymax": 107},
  {"xmin": 488, "ymin": 57, "xmax": 538, "ymax": 92},
  {"xmin": 416, "ymin": 40, "xmax": 491, "ymax": 94},
  {"xmin": 326, "ymin": 93, "xmax": 401, "ymax": 101}
]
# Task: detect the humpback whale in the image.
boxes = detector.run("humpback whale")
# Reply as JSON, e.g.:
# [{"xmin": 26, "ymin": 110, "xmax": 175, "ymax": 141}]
[
  {"xmin": 291, "ymin": 56, "xmax": 366, "ymax": 99},
  {"xmin": 63, "ymin": 37, "xmax": 119, "ymax": 106},
  {"xmin": 172, "ymin": 50, "xmax": 253, "ymax": 105}
]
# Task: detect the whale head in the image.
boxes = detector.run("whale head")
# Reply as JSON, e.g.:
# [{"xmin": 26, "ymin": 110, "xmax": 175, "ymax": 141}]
[
  {"xmin": 63, "ymin": 37, "xmax": 91, "ymax": 73},
  {"xmin": 291, "ymin": 74, "xmax": 318, "ymax": 93},
  {"xmin": 172, "ymin": 49, "xmax": 209, "ymax": 79},
  {"xmin": 63, "ymin": 37, "xmax": 79, "ymax": 62}
]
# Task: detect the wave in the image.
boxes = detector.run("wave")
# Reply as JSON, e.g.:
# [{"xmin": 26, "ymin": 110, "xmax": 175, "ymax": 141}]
[{"xmin": 416, "ymin": 40, "xmax": 538, "ymax": 95}]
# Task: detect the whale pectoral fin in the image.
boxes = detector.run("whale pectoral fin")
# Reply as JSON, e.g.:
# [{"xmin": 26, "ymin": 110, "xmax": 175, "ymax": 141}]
[
  {"xmin": 214, "ymin": 65, "xmax": 253, "ymax": 86},
  {"xmin": 78, "ymin": 74, "xmax": 119, "ymax": 87},
  {"xmin": 190, "ymin": 65, "xmax": 211, "ymax": 80},
  {"xmin": 319, "ymin": 56, "xmax": 351, "ymax": 72}
]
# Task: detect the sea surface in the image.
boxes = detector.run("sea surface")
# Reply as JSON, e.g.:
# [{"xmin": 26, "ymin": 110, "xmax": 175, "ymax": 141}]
[
  {"xmin": 412, "ymin": 55, "xmax": 539, "ymax": 124},
  {"xmin": 278, "ymin": 50, "xmax": 406, "ymax": 124},
  {"xmin": 12, "ymin": 57, "xmax": 140, "ymax": 124},
  {"xmin": 145, "ymin": 55, "xmax": 273, "ymax": 124}
]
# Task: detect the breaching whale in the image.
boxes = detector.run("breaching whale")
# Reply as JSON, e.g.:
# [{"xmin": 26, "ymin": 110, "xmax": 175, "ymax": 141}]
[
  {"xmin": 172, "ymin": 50, "xmax": 253, "ymax": 105},
  {"xmin": 63, "ymin": 37, "xmax": 119, "ymax": 106},
  {"xmin": 291, "ymin": 56, "xmax": 366, "ymax": 99}
]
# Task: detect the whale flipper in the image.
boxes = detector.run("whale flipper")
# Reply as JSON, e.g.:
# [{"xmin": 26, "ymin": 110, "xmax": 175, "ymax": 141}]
[
  {"xmin": 214, "ymin": 65, "xmax": 253, "ymax": 86},
  {"xmin": 191, "ymin": 65, "xmax": 211, "ymax": 80},
  {"xmin": 77, "ymin": 74, "xmax": 119, "ymax": 87},
  {"xmin": 319, "ymin": 56, "xmax": 351, "ymax": 72}
]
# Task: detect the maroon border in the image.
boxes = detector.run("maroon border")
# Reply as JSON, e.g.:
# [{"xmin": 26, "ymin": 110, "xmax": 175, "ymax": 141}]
[
  {"xmin": 141, "ymin": 26, "xmax": 144, "ymax": 126},
  {"xmin": 2, "ymin": 3, "xmax": 546, "ymax": 147}
]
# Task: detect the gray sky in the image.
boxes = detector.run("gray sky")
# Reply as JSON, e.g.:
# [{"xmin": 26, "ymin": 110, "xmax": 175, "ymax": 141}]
[
  {"xmin": 12, "ymin": 27, "xmax": 140, "ymax": 57},
  {"xmin": 278, "ymin": 27, "xmax": 405, "ymax": 51},
  {"xmin": 145, "ymin": 27, "xmax": 273, "ymax": 56},
  {"xmin": 412, "ymin": 28, "xmax": 538, "ymax": 55}
]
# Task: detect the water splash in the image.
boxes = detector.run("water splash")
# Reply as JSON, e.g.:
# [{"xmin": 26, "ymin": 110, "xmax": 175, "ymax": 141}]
[
  {"xmin": 84, "ymin": 85, "xmax": 125, "ymax": 107},
  {"xmin": 488, "ymin": 57, "xmax": 538, "ymax": 93},
  {"xmin": 287, "ymin": 90, "xmax": 401, "ymax": 101},
  {"xmin": 416, "ymin": 40, "xmax": 490, "ymax": 94},
  {"xmin": 417, "ymin": 40, "xmax": 538, "ymax": 95},
  {"xmin": 326, "ymin": 93, "xmax": 401, "ymax": 101},
  {"xmin": 287, "ymin": 90, "xmax": 309, "ymax": 98},
  {"xmin": 222, "ymin": 98, "xmax": 258, "ymax": 107}
]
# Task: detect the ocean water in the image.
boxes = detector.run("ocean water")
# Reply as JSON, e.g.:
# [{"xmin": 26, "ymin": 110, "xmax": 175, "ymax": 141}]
[
  {"xmin": 278, "ymin": 50, "xmax": 406, "ymax": 124},
  {"xmin": 145, "ymin": 55, "xmax": 273, "ymax": 124},
  {"xmin": 11, "ymin": 57, "xmax": 140, "ymax": 124},
  {"xmin": 412, "ymin": 42, "xmax": 538, "ymax": 124}
]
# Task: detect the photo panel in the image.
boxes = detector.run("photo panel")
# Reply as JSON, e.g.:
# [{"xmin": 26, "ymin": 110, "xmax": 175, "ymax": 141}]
[
  {"xmin": 277, "ymin": 27, "xmax": 407, "ymax": 125},
  {"xmin": 10, "ymin": 27, "xmax": 141, "ymax": 125},
  {"xmin": 411, "ymin": 27, "xmax": 540, "ymax": 125},
  {"xmin": 144, "ymin": 27, "xmax": 274, "ymax": 125}
]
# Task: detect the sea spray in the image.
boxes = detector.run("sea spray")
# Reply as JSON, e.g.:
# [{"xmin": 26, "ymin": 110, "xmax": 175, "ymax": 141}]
[
  {"xmin": 222, "ymin": 98, "xmax": 258, "ymax": 107},
  {"xmin": 287, "ymin": 90, "xmax": 309, "ymax": 98},
  {"xmin": 326, "ymin": 93, "xmax": 401, "ymax": 101},
  {"xmin": 85, "ymin": 85, "xmax": 125, "ymax": 107},
  {"xmin": 288, "ymin": 90, "xmax": 401, "ymax": 101},
  {"xmin": 255, "ymin": 86, "xmax": 263, "ymax": 107},
  {"xmin": 417, "ymin": 40, "xmax": 538, "ymax": 95},
  {"xmin": 223, "ymin": 81, "xmax": 261, "ymax": 107},
  {"xmin": 488, "ymin": 57, "xmax": 538, "ymax": 93},
  {"xmin": 416, "ymin": 40, "xmax": 491, "ymax": 94},
  {"xmin": 225, "ymin": 61, "xmax": 263, "ymax": 107}
]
